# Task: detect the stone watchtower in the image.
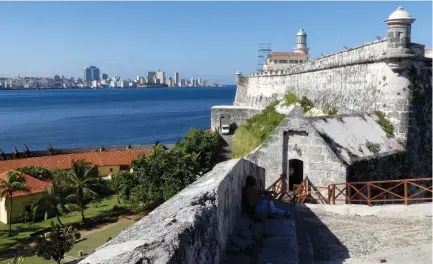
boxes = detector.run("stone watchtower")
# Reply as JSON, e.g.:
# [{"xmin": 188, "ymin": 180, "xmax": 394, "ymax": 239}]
[
  {"xmin": 384, "ymin": 7, "xmax": 416, "ymax": 71},
  {"xmin": 293, "ymin": 28, "xmax": 309, "ymax": 55},
  {"xmin": 235, "ymin": 71, "xmax": 242, "ymax": 84}
]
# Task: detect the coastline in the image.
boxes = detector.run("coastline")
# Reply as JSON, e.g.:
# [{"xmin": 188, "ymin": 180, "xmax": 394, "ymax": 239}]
[{"xmin": 0, "ymin": 85, "xmax": 228, "ymax": 91}]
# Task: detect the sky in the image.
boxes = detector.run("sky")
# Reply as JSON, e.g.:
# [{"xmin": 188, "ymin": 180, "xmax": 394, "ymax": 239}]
[{"xmin": 0, "ymin": 1, "xmax": 431, "ymax": 84}]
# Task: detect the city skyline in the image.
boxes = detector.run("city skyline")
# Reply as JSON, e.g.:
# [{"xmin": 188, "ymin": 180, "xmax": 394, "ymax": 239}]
[{"xmin": 0, "ymin": 1, "xmax": 431, "ymax": 84}]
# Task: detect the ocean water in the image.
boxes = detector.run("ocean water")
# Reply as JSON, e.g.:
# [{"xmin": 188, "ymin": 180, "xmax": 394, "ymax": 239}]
[{"xmin": 0, "ymin": 86, "xmax": 236, "ymax": 151}]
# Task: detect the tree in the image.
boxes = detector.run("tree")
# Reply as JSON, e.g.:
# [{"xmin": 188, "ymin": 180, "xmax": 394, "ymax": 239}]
[
  {"xmin": 0, "ymin": 171, "xmax": 30, "ymax": 236},
  {"xmin": 33, "ymin": 221, "xmax": 80, "ymax": 264},
  {"xmin": 64, "ymin": 160, "xmax": 99, "ymax": 224},
  {"xmin": 175, "ymin": 128, "xmax": 222, "ymax": 174},
  {"xmin": 110, "ymin": 172, "xmax": 124, "ymax": 204},
  {"xmin": 31, "ymin": 182, "xmax": 80, "ymax": 227},
  {"xmin": 16, "ymin": 166, "xmax": 52, "ymax": 180}
]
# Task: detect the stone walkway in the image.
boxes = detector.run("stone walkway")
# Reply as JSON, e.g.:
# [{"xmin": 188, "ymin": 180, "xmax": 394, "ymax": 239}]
[
  {"xmin": 224, "ymin": 201, "xmax": 298, "ymax": 264},
  {"xmin": 296, "ymin": 204, "xmax": 432, "ymax": 264}
]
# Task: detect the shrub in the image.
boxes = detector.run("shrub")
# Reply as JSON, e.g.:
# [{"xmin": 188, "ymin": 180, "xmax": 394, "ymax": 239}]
[
  {"xmin": 323, "ymin": 103, "xmax": 338, "ymax": 115},
  {"xmin": 299, "ymin": 96, "xmax": 313, "ymax": 113},
  {"xmin": 366, "ymin": 141, "xmax": 380, "ymax": 153},
  {"xmin": 375, "ymin": 111, "xmax": 394, "ymax": 137},
  {"xmin": 283, "ymin": 91, "xmax": 297, "ymax": 106},
  {"xmin": 232, "ymin": 101, "xmax": 285, "ymax": 158}
]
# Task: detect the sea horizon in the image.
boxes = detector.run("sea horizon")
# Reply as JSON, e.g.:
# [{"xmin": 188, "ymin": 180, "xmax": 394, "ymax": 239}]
[{"xmin": 0, "ymin": 86, "xmax": 236, "ymax": 151}]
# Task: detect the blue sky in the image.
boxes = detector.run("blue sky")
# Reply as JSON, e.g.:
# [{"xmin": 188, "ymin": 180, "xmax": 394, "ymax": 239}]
[{"xmin": 0, "ymin": 1, "xmax": 431, "ymax": 84}]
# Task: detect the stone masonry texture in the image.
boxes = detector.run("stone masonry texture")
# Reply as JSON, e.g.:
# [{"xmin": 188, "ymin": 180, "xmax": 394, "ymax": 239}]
[{"xmin": 79, "ymin": 159, "xmax": 265, "ymax": 264}]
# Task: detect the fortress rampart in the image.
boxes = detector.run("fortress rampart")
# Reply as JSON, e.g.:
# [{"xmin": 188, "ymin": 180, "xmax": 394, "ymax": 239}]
[{"xmin": 80, "ymin": 159, "xmax": 265, "ymax": 264}]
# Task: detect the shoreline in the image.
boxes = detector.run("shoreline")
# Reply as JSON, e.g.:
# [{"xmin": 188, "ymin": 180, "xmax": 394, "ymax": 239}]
[{"xmin": 0, "ymin": 86, "xmax": 230, "ymax": 91}]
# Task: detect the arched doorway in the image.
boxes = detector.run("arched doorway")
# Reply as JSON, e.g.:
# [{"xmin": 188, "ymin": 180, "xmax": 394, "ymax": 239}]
[{"xmin": 288, "ymin": 159, "xmax": 303, "ymax": 190}]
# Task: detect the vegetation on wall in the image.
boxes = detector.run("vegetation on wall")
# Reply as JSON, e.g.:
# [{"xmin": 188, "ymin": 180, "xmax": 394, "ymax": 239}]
[
  {"xmin": 299, "ymin": 96, "xmax": 313, "ymax": 113},
  {"xmin": 366, "ymin": 141, "xmax": 380, "ymax": 154},
  {"xmin": 283, "ymin": 91, "xmax": 316, "ymax": 114},
  {"xmin": 375, "ymin": 111, "xmax": 394, "ymax": 137},
  {"xmin": 232, "ymin": 101, "xmax": 285, "ymax": 158},
  {"xmin": 323, "ymin": 103, "xmax": 338, "ymax": 115},
  {"xmin": 283, "ymin": 91, "xmax": 297, "ymax": 106}
]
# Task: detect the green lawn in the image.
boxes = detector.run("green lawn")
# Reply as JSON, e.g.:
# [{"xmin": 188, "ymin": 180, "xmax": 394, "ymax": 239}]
[
  {"xmin": 0, "ymin": 196, "xmax": 121, "ymax": 253},
  {"xmin": 0, "ymin": 218, "xmax": 135, "ymax": 264}
]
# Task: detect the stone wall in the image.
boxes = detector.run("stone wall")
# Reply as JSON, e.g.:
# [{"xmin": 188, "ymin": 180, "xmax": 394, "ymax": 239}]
[
  {"xmin": 210, "ymin": 106, "xmax": 260, "ymax": 132},
  {"xmin": 80, "ymin": 158, "xmax": 265, "ymax": 264},
  {"xmin": 233, "ymin": 40, "xmax": 430, "ymax": 142},
  {"xmin": 247, "ymin": 106, "xmax": 346, "ymax": 189}
]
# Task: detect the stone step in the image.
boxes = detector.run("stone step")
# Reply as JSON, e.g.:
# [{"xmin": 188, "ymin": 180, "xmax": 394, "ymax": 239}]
[{"xmin": 294, "ymin": 206, "xmax": 314, "ymax": 264}]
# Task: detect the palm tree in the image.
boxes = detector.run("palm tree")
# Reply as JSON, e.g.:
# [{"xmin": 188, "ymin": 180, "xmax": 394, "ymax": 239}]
[
  {"xmin": 64, "ymin": 160, "xmax": 99, "ymax": 224},
  {"xmin": 0, "ymin": 171, "xmax": 30, "ymax": 236},
  {"xmin": 111, "ymin": 173, "xmax": 123, "ymax": 204},
  {"xmin": 31, "ymin": 182, "xmax": 80, "ymax": 227}
]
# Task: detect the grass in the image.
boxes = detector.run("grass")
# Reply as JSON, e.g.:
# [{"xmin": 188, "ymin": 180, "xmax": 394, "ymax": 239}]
[
  {"xmin": 0, "ymin": 196, "xmax": 120, "ymax": 253},
  {"xmin": 0, "ymin": 218, "xmax": 135, "ymax": 264},
  {"xmin": 232, "ymin": 101, "xmax": 285, "ymax": 158},
  {"xmin": 283, "ymin": 91, "xmax": 297, "ymax": 106}
]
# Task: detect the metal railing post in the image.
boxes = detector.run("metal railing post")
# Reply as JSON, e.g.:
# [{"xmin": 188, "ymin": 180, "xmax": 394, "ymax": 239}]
[
  {"xmin": 347, "ymin": 184, "xmax": 351, "ymax": 204},
  {"xmin": 367, "ymin": 183, "xmax": 371, "ymax": 207}
]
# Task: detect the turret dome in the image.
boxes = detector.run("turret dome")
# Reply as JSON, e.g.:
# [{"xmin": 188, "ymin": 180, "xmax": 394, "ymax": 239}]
[
  {"xmin": 296, "ymin": 28, "xmax": 307, "ymax": 36},
  {"xmin": 385, "ymin": 7, "xmax": 415, "ymax": 23}
]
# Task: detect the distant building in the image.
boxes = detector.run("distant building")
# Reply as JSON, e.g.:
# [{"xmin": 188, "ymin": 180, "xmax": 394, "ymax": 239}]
[
  {"xmin": 191, "ymin": 77, "xmax": 195, "ymax": 87},
  {"xmin": 263, "ymin": 29, "xmax": 309, "ymax": 71},
  {"xmin": 101, "ymin": 73, "xmax": 108, "ymax": 80},
  {"xmin": 167, "ymin": 77, "xmax": 173, "ymax": 87},
  {"xmin": 84, "ymin": 66, "xmax": 101, "ymax": 82},
  {"xmin": 91, "ymin": 80, "xmax": 99, "ymax": 88},
  {"xmin": 180, "ymin": 79, "xmax": 186, "ymax": 87},
  {"xmin": 146, "ymin": 71, "xmax": 156, "ymax": 84},
  {"xmin": 155, "ymin": 69, "xmax": 165, "ymax": 84},
  {"xmin": 174, "ymin": 72, "xmax": 179, "ymax": 86}
]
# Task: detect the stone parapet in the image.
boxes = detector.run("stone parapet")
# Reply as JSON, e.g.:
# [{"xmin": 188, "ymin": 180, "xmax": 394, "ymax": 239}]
[{"xmin": 80, "ymin": 158, "xmax": 265, "ymax": 264}]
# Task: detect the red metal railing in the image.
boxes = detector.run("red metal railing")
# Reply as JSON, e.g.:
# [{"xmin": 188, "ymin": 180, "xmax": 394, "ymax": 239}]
[
  {"xmin": 329, "ymin": 177, "xmax": 432, "ymax": 205},
  {"xmin": 267, "ymin": 175, "xmax": 432, "ymax": 206}
]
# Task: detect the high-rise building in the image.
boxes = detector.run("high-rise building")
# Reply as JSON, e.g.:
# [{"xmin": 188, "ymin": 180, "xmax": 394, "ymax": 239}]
[
  {"xmin": 101, "ymin": 73, "xmax": 108, "ymax": 80},
  {"xmin": 167, "ymin": 77, "xmax": 173, "ymax": 87},
  {"xmin": 84, "ymin": 66, "xmax": 100, "ymax": 82},
  {"xmin": 155, "ymin": 69, "xmax": 165, "ymax": 84},
  {"xmin": 174, "ymin": 72, "xmax": 179, "ymax": 86},
  {"xmin": 146, "ymin": 71, "xmax": 156, "ymax": 84}
]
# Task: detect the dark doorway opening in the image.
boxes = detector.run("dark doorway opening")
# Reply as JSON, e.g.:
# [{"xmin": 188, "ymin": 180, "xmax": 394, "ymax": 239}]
[{"xmin": 289, "ymin": 159, "xmax": 303, "ymax": 190}]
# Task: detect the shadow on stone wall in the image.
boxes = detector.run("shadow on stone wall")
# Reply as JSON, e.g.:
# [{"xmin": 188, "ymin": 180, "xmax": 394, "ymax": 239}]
[
  {"xmin": 295, "ymin": 204, "xmax": 350, "ymax": 263},
  {"xmin": 405, "ymin": 63, "xmax": 432, "ymax": 179}
]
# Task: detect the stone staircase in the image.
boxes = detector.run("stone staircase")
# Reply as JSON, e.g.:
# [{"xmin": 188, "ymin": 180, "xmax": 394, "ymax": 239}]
[{"xmin": 224, "ymin": 200, "xmax": 314, "ymax": 264}]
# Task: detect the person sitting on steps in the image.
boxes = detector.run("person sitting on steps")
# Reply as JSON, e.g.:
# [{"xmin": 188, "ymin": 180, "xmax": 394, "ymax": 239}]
[{"xmin": 243, "ymin": 176, "xmax": 291, "ymax": 219}]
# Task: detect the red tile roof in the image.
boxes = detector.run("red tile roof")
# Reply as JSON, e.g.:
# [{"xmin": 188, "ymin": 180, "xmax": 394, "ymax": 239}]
[
  {"xmin": 268, "ymin": 52, "xmax": 307, "ymax": 57},
  {"xmin": 0, "ymin": 150, "xmax": 151, "ymax": 174},
  {"xmin": 0, "ymin": 170, "xmax": 51, "ymax": 197}
]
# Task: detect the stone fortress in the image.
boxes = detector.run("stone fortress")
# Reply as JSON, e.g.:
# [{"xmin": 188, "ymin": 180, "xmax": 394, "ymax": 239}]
[{"xmin": 82, "ymin": 7, "xmax": 432, "ymax": 264}]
